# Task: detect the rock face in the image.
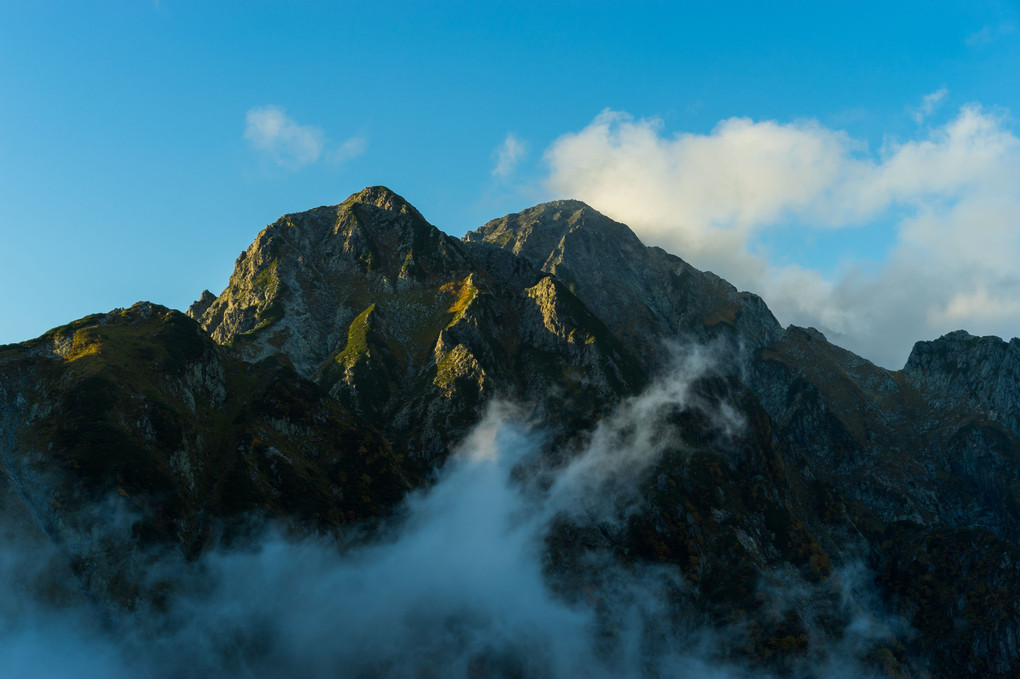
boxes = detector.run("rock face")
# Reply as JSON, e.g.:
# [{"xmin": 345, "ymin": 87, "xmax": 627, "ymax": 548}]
[
  {"xmin": 0, "ymin": 302, "xmax": 405, "ymax": 609},
  {"xmin": 745, "ymin": 324, "xmax": 1020, "ymax": 677},
  {"xmin": 191, "ymin": 187, "xmax": 646, "ymax": 467},
  {"xmin": 195, "ymin": 187, "xmax": 475, "ymax": 374},
  {"xmin": 2, "ymin": 186, "xmax": 1020, "ymax": 678},
  {"xmin": 465, "ymin": 200, "xmax": 782, "ymax": 370},
  {"xmin": 903, "ymin": 330, "xmax": 1020, "ymax": 435}
]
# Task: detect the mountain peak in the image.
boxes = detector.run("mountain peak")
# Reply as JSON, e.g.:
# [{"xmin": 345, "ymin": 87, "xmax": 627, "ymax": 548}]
[
  {"xmin": 188, "ymin": 185, "xmax": 474, "ymax": 375},
  {"xmin": 464, "ymin": 198, "xmax": 782, "ymax": 369},
  {"xmin": 463, "ymin": 198, "xmax": 642, "ymax": 261},
  {"xmin": 345, "ymin": 186, "xmax": 423, "ymax": 219},
  {"xmin": 523, "ymin": 198, "xmax": 595, "ymax": 216}
]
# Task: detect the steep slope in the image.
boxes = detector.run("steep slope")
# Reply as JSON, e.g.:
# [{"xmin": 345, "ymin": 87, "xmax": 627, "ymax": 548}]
[
  {"xmin": 0, "ymin": 302, "xmax": 405, "ymax": 608},
  {"xmin": 749, "ymin": 325, "xmax": 1020, "ymax": 676},
  {"xmin": 753, "ymin": 327, "xmax": 1020, "ymax": 535},
  {"xmin": 903, "ymin": 330, "xmax": 1020, "ymax": 435}
]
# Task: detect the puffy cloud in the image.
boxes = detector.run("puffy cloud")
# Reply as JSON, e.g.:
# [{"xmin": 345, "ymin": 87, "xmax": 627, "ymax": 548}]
[
  {"xmin": 244, "ymin": 106, "xmax": 365, "ymax": 171},
  {"xmin": 544, "ymin": 106, "xmax": 1020, "ymax": 368},
  {"xmin": 492, "ymin": 132, "xmax": 528, "ymax": 179}
]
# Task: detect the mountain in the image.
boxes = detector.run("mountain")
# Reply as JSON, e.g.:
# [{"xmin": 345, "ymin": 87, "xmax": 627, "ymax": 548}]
[
  {"xmin": 464, "ymin": 199, "xmax": 782, "ymax": 369},
  {"xmin": 189, "ymin": 187, "xmax": 645, "ymax": 469},
  {"xmin": 0, "ymin": 302, "xmax": 406, "ymax": 611},
  {"xmin": 2, "ymin": 186, "xmax": 1019, "ymax": 677}
]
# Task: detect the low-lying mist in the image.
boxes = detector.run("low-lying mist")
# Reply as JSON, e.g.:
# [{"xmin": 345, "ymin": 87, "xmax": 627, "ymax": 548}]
[{"xmin": 0, "ymin": 346, "xmax": 904, "ymax": 678}]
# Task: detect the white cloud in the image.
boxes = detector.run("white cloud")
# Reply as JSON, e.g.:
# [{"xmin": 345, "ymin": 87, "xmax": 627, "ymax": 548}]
[
  {"xmin": 911, "ymin": 88, "xmax": 948, "ymax": 124},
  {"xmin": 244, "ymin": 106, "xmax": 324, "ymax": 170},
  {"xmin": 244, "ymin": 106, "xmax": 365, "ymax": 171},
  {"xmin": 544, "ymin": 106, "xmax": 1020, "ymax": 368},
  {"xmin": 492, "ymin": 132, "xmax": 528, "ymax": 179}
]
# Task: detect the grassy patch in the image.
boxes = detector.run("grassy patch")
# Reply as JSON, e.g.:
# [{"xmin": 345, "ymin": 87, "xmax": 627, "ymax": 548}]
[
  {"xmin": 441, "ymin": 275, "xmax": 478, "ymax": 322},
  {"xmin": 253, "ymin": 257, "xmax": 279, "ymax": 290},
  {"xmin": 334, "ymin": 303, "xmax": 376, "ymax": 370}
]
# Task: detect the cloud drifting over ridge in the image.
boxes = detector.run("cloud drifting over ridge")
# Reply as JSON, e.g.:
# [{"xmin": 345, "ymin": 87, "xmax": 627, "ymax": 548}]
[{"xmin": 544, "ymin": 105, "xmax": 1020, "ymax": 368}]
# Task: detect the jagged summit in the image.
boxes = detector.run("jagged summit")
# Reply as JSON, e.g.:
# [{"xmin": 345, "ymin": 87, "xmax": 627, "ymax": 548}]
[
  {"xmin": 185, "ymin": 187, "xmax": 645, "ymax": 462},
  {"xmin": 192, "ymin": 187, "xmax": 782, "ymax": 381},
  {"xmin": 464, "ymin": 199, "xmax": 643, "ymax": 265},
  {"xmin": 188, "ymin": 187, "xmax": 476, "ymax": 375},
  {"xmin": 349, "ymin": 185, "xmax": 426, "ymax": 217},
  {"xmin": 187, "ymin": 289, "xmax": 216, "ymax": 319},
  {"xmin": 265, "ymin": 185, "xmax": 458, "ymax": 280},
  {"xmin": 903, "ymin": 329, "xmax": 1020, "ymax": 432},
  {"xmin": 466, "ymin": 197, "xmax": 782, "ymax": 369}
]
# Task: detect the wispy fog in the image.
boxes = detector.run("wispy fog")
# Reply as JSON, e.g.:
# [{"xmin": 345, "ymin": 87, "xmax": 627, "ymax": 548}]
[{"xmin": 0, "ymin": 348, "xmax": 902, "ymax": 678}]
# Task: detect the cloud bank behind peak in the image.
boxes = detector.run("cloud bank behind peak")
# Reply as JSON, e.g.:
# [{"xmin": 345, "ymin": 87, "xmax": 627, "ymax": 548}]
[{"xmin": 543, "ymin": 104, "xmax": 1020, "ymax": 368}]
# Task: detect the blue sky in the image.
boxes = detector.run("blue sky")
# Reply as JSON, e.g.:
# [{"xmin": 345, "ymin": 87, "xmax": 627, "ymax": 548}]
[{"xmin": 2, "ymin": 1, "xmax": 1019, "ymax": 367}]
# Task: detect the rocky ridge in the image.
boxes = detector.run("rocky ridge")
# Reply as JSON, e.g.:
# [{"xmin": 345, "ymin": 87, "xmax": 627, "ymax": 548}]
[
  {"xmin": 465, "ymin": 200, "xmax": 783, "ymax": 370},
  {"xmin": 190, "ymin": 187, "xmax": 647, "ymax": 466}
]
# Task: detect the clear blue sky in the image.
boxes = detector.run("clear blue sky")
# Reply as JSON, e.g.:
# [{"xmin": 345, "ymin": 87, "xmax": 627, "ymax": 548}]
[{"xmin": 2, "ymin": 1, "xmax": 1019, "ymax": 366}]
